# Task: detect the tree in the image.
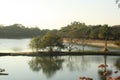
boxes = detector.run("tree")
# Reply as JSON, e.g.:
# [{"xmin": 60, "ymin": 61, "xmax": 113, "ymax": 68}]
[
  {"xmin": 40, "ymin": 31, "xmax": 64, "ymax": 52},
  {"xmin": 29, "ymin": 36, "xmax": 41, "ymax": 52},
  {"xmin": 59, "ymin": 21, "xmax": 88, "ymax": 52},
  {"xmin": 59, "ymin": 21, "xmax": 87, "ymax": 39},
  {"xmin": 0, "ymin": 23, "xmax": 49, "ymax": 38},
  {"xmin": 98, "ymin": 25, "xmax": 109, "ymax": 39},
  {"xmin": 64, "ymin": 38, "xmax": 77, "ymax": 52},
  {"xmin": 89, "ymin": 26, "xmax": 100, "ymax": 39},
  {"xmin": 29, "ymin": 31, "xmax": 64, "ymax": 52}
]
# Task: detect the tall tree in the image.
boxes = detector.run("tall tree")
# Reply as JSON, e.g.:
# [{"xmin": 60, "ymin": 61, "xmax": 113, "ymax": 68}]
[
  {"xmin": 29, "ymin": 36, "xmax": 41, "ymax": 52},
  {"xmin": 59, "ymin": 21, "xmax": 87, "ymax": 52},
  {"xmin": 98, "ymin": 25, "xmax": 109, "ymax": 39},
  {"xmin": 29, "ymin": 31, "xmax": 64, "ymax": 52},
  {"xmin": 40, "ymin": 31, "xmax": 64, "ymax": 52}
]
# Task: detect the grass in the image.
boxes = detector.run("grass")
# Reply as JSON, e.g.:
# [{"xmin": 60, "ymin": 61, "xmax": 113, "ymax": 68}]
[{"xmin": 0, "ymin": 51, "xmax": 120, "ymax": 56}]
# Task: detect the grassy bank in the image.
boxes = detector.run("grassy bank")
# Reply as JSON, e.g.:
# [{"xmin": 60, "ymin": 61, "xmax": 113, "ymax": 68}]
[{"xmin": 0, "ymin": 51, "xmax": 120, "ymax": 56}]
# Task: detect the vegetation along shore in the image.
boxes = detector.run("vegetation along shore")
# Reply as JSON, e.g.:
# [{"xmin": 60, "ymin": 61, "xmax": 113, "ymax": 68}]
[
  {"xmin": 63, "ymin": 39, "xmax": 120, "ymax": 48},
  {"xmin": 0, "ymin": 21, "xmax": 120, "ymax": 54},
  {"xmin": 0, "ymin": 51, "xmax": 120, "ymax": 57}
]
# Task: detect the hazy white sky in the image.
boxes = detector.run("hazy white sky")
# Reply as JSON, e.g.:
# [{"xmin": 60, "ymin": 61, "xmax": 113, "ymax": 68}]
[{"xmin": 0, "ymin": 0, "xmax": 120, "ymax": 29}]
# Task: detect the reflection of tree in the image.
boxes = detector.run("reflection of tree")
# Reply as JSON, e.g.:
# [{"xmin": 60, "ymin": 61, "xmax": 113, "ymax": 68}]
[
  {"xmin": 66, "ymin": 56, "xmax": 89, "ymax": 72},
  {"xmin": 98, "ymin": 55, "xmax": 112, "ymax": 80},
  {"xmin": 115, "ymin": 58, "xmax": 120, "ymax": 70},
  {"xmin": 28, "ymin": 57, "xmax": 41, "ymax": 72},
  {"xmin": 12, "ymin": 47, "xmax": 22, "ymax": 52},
  {"xmin": 28, "ymin": 57, "xmax": 64, "ymax": 78},
  {"xmin": 80, "ymin": 56, "xmax": 90, "ymax": 71}
]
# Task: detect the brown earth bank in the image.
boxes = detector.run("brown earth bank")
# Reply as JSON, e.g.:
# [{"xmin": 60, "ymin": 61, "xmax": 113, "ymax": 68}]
[
  {"xmin": 0, "ymin": 51, "xmax": 120, "ymax": 56},
  {"xmin": 63, "ymin": 38, "xmax": 120, "ymax": 48}
]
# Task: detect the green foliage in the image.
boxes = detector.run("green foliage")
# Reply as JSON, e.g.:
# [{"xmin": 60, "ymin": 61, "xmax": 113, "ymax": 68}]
[
  {"xmin": 29, "ymin": 31, "xmax": 64, "ymax": 52},
  {"xmin": 89, "ymin": 26, "xmax": 100, "ymax": 39},
  {"xmin": 1, "ymin": 22, "xmax": 120, "ymax": 41},
  {"xmin": 0, "ymin": 24, "xmax": 49, "ymax": 38},
  {"xmin": 40, "ymin": 31, "xmax": 64, "ymax": 52},
  {"xmin": 59, "ymin": 21, "xmax": 120, "ymax": 40},
  {"xmin": 29, "ymin": 36, "xmax": 41, "ymax": 52},
  {"xmin": 98, "ymin": 25, "xmax": 108, "ymax": 39},
  {"xmin": 59, "ymin": 21, "xmax": 87, "ymax": 39},
  {"xmin": 111, "ymin": 25, "xmax": 120, "ymax": 39}
]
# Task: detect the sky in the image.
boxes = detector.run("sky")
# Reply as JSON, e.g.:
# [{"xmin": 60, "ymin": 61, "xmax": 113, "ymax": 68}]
[{"xmin": 0, "ymin": 0, "xmax": 120, "ymax": 29}]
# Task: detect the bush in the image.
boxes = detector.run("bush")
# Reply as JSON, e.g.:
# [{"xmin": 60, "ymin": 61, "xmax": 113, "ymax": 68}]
[{"xmin": 114, "ymin": 40, "xmax": 120, "ymax": 46}]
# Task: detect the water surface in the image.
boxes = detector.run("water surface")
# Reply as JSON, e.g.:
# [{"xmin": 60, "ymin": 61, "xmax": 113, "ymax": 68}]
[
  {"xmin": 0, "ymin": 39, "xmax": 31, "ymax": 52},
  {"xmin": 0, "ymin": 56, "xmax": 120, "ymax": 80}
]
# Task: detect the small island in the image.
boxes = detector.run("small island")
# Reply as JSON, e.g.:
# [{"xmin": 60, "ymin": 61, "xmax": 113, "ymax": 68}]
[{"xmin": 0, "ymin": 22, "xmax": 120, "ymax": 56}]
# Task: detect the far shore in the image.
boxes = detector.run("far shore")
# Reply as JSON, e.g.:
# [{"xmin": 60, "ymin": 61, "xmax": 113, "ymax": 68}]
[{"xmin": 63, "ymin": 39, "xmax": 120, "ymax": 48}]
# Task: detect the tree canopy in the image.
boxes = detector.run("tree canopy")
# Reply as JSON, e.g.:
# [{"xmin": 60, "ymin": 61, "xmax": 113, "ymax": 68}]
[
  {"xmin": 29, "ymin": 21, "xmax": 120, "ymax": 52},
  {"xmin": 0, "ymin": 22, "xmax": 120, "ymax": 40},
  {"xmin": 29, "ymin": 30, "xmax": 64, "ymax": 52},
  {"xmin": 59, "ymin": 21, "xmax": 120, "ymax": 40},
  {"xmin": 0, "ymin": 24, "xmax": 49, "ymax": 38}
]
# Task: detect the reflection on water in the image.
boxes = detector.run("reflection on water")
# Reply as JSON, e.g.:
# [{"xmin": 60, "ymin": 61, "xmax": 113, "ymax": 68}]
[
  {"xmin": 97, "ymin": 55, "xmax": 120, "ymax": 80},
  {"xmin": 27, "ymin": 56, "xmax": 120, "ymax": 80},
  {"xmin": 28, "ymin": 57, "xmax": 64, "ymax": 78},
  {"xmin": 0, "ymin": 56, "xmax": 120, "ymax": 80},
  {"xmin": 97, "ymin": 55, "xmax": 112, "ymax": 80},
  {"xmin": 0, "ymin": 39, "xmax": 31, "ymax": 52},
  {"xmin": 114, "ymin": 58, "xmax": 120, "ymax": 70},
  {"xmin": 66, "ymin": 56, "xmax": 90, "ymax": 72}
]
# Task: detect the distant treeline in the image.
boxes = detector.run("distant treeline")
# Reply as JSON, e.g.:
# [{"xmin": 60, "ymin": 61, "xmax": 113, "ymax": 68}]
[
  {"xmin": 0, "ymin": 24, "xmax": 49, "ymax": 38},
  {"xmin": 0, "ymin": 22, "xmax": 120, "ymax": 40},
  {"xmin": 58, "ymin": 21, "xmax": 120, "ymax": 40}
]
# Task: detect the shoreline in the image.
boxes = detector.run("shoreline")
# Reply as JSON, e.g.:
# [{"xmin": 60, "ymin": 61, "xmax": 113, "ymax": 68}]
[
  {"xmin": 0, "ymin": 39, "xmax": 119, "ymax": 56},
  {"xmin": 0, "ymin": 51, "xmax": 120, "ymax": 56},
  {"xmin": 63, "ymin": 39, "xmax": 120, "ymax": 49},
  {"xmin": 85, "ymin": 40, "xmax": 119, "ymax": 48}
]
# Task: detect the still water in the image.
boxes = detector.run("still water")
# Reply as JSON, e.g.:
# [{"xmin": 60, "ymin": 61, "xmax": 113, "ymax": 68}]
[
  {"xmin": 0, "ymin": 39, "xmax": 31, "ymax": 52},
  {"xmin": 0, "ymin": 56, "xmax": 120, "ymax": 80},
  {"xmin": 0, "ymin": 39, "xmax": 120, "ymax": 52}
]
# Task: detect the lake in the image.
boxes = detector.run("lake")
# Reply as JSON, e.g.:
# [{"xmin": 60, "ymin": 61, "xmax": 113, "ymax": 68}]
[
  {"xmin": 0, "ymin": 56, "xmax": 120, "ymax": 80},
  {"xmin": 0, "ymin": 39, "xmax": 120, "ymax": 80},
  {"xmin": 0, "ymin": 39, "xmax": 31, "ymax": 53},
  {"xmin": 0, "ymin": 39, "xmax": 120, "ymax": 53}
]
